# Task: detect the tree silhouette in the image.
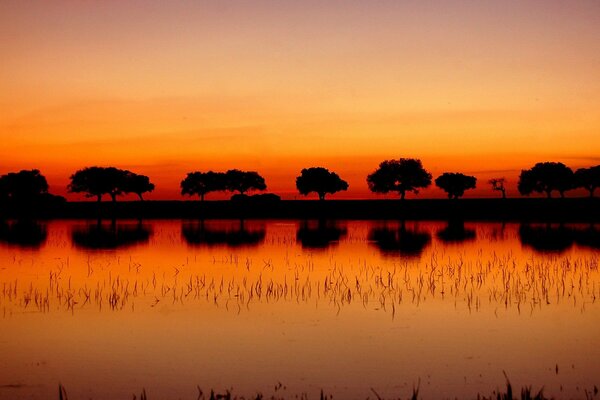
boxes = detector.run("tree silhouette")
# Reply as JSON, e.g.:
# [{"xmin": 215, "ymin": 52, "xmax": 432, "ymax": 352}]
[
  {"xmin": 295, "ymin": 167, "xmax": 349, "ymax": 200},
  {"xmin": 435, "ymin": 173, "xmax": 477, "ymax": 199},
  {"xmin": 518, "ymin": 162, "xmax": 574, "ymax": 198},
  {"xmin": 366, "ymin": 158, "xmax": 432, "ymax": 200},
  {"xmin": 122, "ymin": 172, "xmax": 155, "ymax": 201},
  {"xmin": 0, "ymin": 169, "xmax": 48, "ymax": 203},
  {"xmin": 225, "ymin": 169, "xmax": 267, "ymax": 195},
  {"xmin": 488, "ymin": 178, "xmax": 507, "ymax": 199},
  {"xmin": 574, "ymin": 165, "xmax": 600, "ymax": 198},
  {"xmin": 68, "ymin": 167, "xmax": 128, "ymax": 202},
  {"xmin": 180, "ymin": 171, "xmax": 226, "ymax": 201}
]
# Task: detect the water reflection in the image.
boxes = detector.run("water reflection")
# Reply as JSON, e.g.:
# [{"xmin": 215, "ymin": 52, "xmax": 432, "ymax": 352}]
[
  {"xmin": 574, "ymin": 225, "xmax": 600, "ymax": 250},
  {"xmin": 182, "ymin": 220, "xmax": 266, "ymax": 248},
  {"xmin": 519, "ymin": 223, "xmax": 600, "ymax": 253},
  {"xmin": 1, "ymin": 219, "xmax": 599, "ymax": 400},
  {"xmin": 0, "ymin": 220, "xmax": 47, "ymax": 249},
  {"xmin": 436, "ymin": 220, "xmax": 476, "ymax": 243},
  {"xmin": 369, "ymin": 222, "xmax": 431, "ymax": 258},
  {"xmin": 71, "ymin": 220, "xmax": 152, "ymax": 250},
  {"xmin": 296, "ymin": 220, "xmax": 347, "ymax": 249}
]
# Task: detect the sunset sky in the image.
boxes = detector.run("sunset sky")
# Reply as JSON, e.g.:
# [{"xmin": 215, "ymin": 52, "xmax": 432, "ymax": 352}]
[{"xmin": 1, "ymin": 0, "xmax": 599, "ymax": 200}]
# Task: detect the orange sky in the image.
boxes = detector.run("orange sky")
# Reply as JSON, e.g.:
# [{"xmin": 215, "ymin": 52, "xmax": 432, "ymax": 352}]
[{"xmin": 1, "ymin": 1, "xmax": 599, "ymax": 200}]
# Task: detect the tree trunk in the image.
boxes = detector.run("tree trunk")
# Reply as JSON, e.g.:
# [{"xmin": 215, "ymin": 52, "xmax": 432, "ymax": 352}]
[
  {"xmin": 400, "ymin": 191, "xmax": 406, "ymax": 200},
  {"xmin": 319, "ymin": 193, "xmax": 325, "ymax": 201},
  {"xmin": 97, "ymin": 194, "xmax": 102, "ymax": 202},
  {"xmin": 501, "ymin": 189, "xmax": 506, "ymax": 199},
  {"xmin": 110, "ymin": 193, "xmax": 117, "ymax": 202},
  {"xmin": 138, "ymin": 193, "xmax": 144, "ymax": 201},
  {"xmin": 589, "ymin": 188, "xmax": 595, "ymax": 198},
  {"xmin": 546, "ymin": 190, "xmax": 552, "ymax": 198},
  {"xmin": 200, "ymin": 193, "xmax": 205, "ymax": 202}
]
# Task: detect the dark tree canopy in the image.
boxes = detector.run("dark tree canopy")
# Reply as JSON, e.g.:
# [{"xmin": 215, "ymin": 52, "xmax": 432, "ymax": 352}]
[
  {"xmin": 0, "ymin": 169, "xmax": 48, "ymax": 202},
  {"xmin": 68, "ymin": 167, "xmax": 124, "ymax": 202},
  {"xmin": 225, "ymin": 169, "xmax": 267, "ymax": 195},
  {"xmin": 68, "ymin": 166, "xmax": 152, "ymax": 202},
  {"xmin": 295, "ymin": 167, "xmax": 349, "ymax": 200},
  {"xmin": 518, "ymin": 162, "xmax": 574, "ymax": 198},
  {"xmin": 488, "ymin": 178, "xmax": 507, "ymax": 199},
  {"xmin": 121, "ymin": 172, "xmax": 155, "ymax": 200},
  {"xmin": 574, "ymin": 165, "xmax": 600, "ymax": 198},
  {"xmin": 180, "ymin": 171, "xmax": 226, "ymax": 201},
  {"xmin": 367, "ymin": 158, "xmax": 432, "ymax": 200},
  {"xmin": 435, "ymin": 172, "xmax": 477, "ymax": 199}
]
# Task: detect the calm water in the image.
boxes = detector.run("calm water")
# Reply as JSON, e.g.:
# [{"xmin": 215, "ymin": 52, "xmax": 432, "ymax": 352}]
[{"xmin": 0, "ymin": 220, "xmax": 599, "ymax": 399}]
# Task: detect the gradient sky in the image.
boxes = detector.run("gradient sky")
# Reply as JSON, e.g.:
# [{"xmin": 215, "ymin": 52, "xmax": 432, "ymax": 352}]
[{"xmin": 1, "ymin": 0, "xmax": 599, "ymax": 200}]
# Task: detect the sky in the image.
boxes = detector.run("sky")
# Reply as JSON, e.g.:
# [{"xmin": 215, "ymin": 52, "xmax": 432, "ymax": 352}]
[{"xmin": 1, "ymin": 0, "xmax": 599, "ymax": 200}]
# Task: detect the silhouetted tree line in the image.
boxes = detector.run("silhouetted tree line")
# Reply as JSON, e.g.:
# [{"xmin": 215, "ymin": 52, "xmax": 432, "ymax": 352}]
[
  {"xmin": 181, "ymin": 169, "xmax": 267, "ymax": 201},
  {"xmin": 0, "ymin": 170, "xmax": 65, "ymax": 212},
  {"xmin": 68, "ymin": 167, "xmax": 154, "ymax": 202},
  {"xmin": 1, "ymin": 160, "xmax": 599, "ymax": 206}
]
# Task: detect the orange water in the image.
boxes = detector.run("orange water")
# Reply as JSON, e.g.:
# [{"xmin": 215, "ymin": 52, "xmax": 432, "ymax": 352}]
[{"xmin": 0, "ymin": 220, "xmax": 599, "ymax": 399}]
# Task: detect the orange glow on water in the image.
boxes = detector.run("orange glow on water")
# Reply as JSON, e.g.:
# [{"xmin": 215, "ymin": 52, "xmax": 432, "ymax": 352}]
[{"xmin": 1, "ymin": 220, "xmax": 599, "ymax": 398}]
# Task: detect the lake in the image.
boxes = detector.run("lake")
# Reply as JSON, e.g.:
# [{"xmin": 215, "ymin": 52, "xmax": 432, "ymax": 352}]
[{"xmin": 1, "ymin": 220, "xmax": 599, "ymax": 399}]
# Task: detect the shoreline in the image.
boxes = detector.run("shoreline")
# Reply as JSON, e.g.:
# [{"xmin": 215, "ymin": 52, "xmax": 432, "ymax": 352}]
[{"xmin": 2, "ymin": 198, "xmax": 599, "ymax": 222}]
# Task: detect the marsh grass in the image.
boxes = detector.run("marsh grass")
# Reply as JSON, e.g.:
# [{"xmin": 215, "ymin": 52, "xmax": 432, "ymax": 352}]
[
  {"xmin": 54, "ymin": 380, "xmax": 600, "ymax": 400},
  {"xmin": 1, "ymin": 247, "xmax": 598, "ymax": 316}
]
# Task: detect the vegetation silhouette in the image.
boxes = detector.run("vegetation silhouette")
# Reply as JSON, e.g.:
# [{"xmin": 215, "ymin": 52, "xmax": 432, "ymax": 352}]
[
  {"xmin": 518, "ymin": 224, "xmax": 574, "ymax": 253},
  {"xmin": 574, "ymin": 165, "xmax": 600, "ymax": 198},
  {"xmin": 71, "ymin": 220, "xmax": 152, "ymax": 250},
  {"xmin": 0, "ymin": 169, "xmax": 65, "ymax": 216},
  {"xmin": 369, "ymin": 222, "xmax": 431, "ymax": 258},
  {"xmin": 121, "ymin": 171, "xmax": 155, "ymax": 200},
  {"xmin": 489, "ymin": 178, "xmax": 507, "ymax": 199},
  {"xmin": 225, "ymin": 169, "xmax": 267, "ymax": 195},
  {"xmin": 295, "ymin": 167, "xmax": 349, "ymax": 200},
  {"xmin": 181, "ymin": 171, "xmax": 226, "ymax": 201},
  {"xmin": 181, "ymin": 220, "xmax": 266, "ymax": 248},
  {"xmin": 0, "ymin": 169, "xmax": 48, "ymax": 201},
  {"xmin": 435, "ymin": 173, "xmax": 477, "ymax": 199},
  {"xmin": 296, "ymin": 220, "xmax": 347, "ymax": 249},
  {"xmin": 518, "ymin": 162, "xmax": 574, "ymax": 198},
  {"xmin": 0, "ymin": 220, "xmax": 47, "ymax": 249},
  {"xmin": 436, "ymin": 220, "xmax": 476, "ymax": 243},
  {"xmin": 69, "ymin": 167, "xmax": 154, "ymax": 202},
  {"xmin": 180, "ymin": 169, "xmax": 267, "ymax": 200},
  {"xmin": 367, "ymin": 158, "xmax": 432, "ymax": 200}
]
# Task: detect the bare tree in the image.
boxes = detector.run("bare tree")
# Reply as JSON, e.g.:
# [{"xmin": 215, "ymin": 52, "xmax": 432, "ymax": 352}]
[{"xmin": 488, "ymin": 178, "xmax": 507, "ymax": 199}]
